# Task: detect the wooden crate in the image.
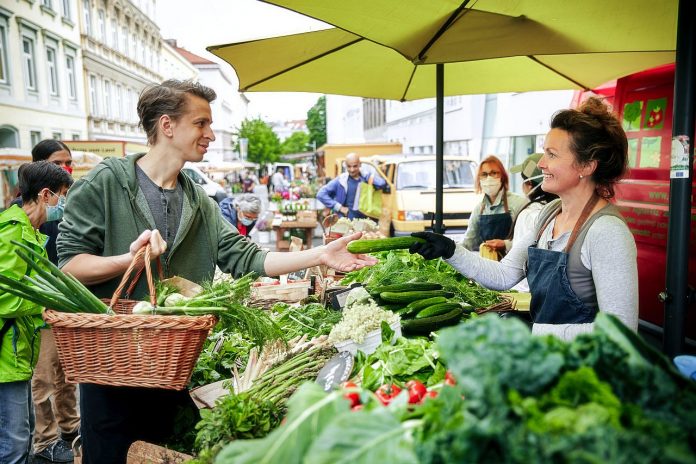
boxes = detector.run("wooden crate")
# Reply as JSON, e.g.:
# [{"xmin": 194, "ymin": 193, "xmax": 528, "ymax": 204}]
[
  {"xmin": 127, "ymin": 441, "xmax": 192, "ymax": 464},
  {"xmin": 251, "ymin": 280, "xmax": 311, "ymax": 302}
]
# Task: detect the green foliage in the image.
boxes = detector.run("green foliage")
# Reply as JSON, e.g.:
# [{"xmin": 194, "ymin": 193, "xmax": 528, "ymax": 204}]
[
  {"xmin": 234, "ymin": 117, "xmax": 281, "ymax": 164},
  {"xmin": 194, "ymin": 392, "xmax": 282, "ymax": 463},
  {"xmin": 280, "ymin": 131, "xmax": 311, "ymax": 154},
  {"xmin": 270, "ymin": 302, "xmax": 343, "ymax": 340},
  {"xmin": 341, "ymin": 250, "xmax": 501, "ymax": 308},
  {"xmin": 354, "ymin": 336, "xmax": 446, "ymax": 391},
  {"xmin": 306, "ymin": 96, "xmax": 326, "ymax": 149}
]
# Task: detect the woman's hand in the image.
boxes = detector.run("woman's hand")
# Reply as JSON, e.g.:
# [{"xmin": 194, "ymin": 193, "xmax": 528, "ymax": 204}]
[
  {"xmin": 129, "ymin": 229, "xmax": 167, "ymax": 259},
  {"xmin": 320, "ymin": 231, "xmax": 378, "ymax": 272},
  {"xmin": 484, "ymin": 239, "xmax": 505, "ymax": 251}
]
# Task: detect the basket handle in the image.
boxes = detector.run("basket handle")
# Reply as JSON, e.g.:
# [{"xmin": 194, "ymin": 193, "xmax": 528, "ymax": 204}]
[{"xmin": 109, "ymin": 245, "xmax": 163, "ymax": 309}]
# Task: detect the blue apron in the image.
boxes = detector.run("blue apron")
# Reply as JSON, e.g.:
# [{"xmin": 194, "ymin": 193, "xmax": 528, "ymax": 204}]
[
  {"xmin": 478, "ymin": 192, "xmax": 513, "ymax": 242},
  {"xmin": 527, "ymin": 196, "xmax": 599, "ymax": 324}
]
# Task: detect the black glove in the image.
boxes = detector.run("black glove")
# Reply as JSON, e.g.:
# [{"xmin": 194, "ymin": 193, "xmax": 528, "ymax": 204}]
[{"xmin": 409, "ymin": 232, "xmax": 456, "ymax": 260}]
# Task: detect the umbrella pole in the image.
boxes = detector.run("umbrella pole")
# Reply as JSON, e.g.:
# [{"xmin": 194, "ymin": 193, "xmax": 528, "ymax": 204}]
[
  {"xmin": 663, "ymin": 0, "xmax": 695, "ymax": 357},
  {"xmin": 435, "ymin": 63, "xmax": 444, "ymax": 234}
]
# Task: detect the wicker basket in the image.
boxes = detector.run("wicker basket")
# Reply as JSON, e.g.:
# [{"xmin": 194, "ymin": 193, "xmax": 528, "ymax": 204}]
[{"xmin": 45, "ymin": 246, "xmax": 217, "ymax": 390}]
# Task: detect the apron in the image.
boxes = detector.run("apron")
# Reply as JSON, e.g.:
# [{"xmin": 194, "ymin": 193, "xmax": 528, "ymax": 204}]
[
  {"xmin": 527, "ymin": 195, "xmax": 599, "ymax": 324},
  {"xmin": 478, "ymin": 192, "xmax": 513, "ymax": 242}
]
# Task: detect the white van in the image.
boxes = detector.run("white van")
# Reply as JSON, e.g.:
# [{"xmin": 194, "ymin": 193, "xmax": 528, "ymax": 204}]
[{"xmin": 181, "ymin": 163, "xmax": 228, "ymax": 203}]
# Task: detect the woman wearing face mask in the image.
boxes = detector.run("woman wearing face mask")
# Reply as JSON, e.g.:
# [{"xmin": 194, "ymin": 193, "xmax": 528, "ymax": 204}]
[
  {"xmin": 219, "ymin": 193, "xmax": 261, "ymax": 238},
  {"xmin": 410, "ymin": 97, "xmax": 638, "ymax": 341},
  {"xmin": 0, "ymin": 162, "xmax": 72, "ymax": 464},
  {"xmin": 460, "ymin": 155, "xmax": 527, "ymax": 257}
]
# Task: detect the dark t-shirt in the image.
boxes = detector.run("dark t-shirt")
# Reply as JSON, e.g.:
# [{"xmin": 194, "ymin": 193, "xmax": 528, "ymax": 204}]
[{"xmin": 135, "ymin": 165, "xmax": 183, "ymax": 258}]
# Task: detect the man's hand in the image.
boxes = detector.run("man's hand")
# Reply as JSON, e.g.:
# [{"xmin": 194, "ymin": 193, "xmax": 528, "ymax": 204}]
[
  {"xmin": 320, "ymin": 231, "xmax": 378, "ymax": 272},
  {"xmin": 409, "ymin": 232, "xmax": 456, "ymax": 260},
  {"xmin": 129, "ymin": 229, "xmax": 167, "ymax": 259}
]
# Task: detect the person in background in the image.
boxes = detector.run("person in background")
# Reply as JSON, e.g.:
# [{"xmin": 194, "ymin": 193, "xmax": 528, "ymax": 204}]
[
  {"xmin": 57, "ymin": 79, "xmax": 376, "ymax": 464},
  {"xmin": 28, "ymin": 141, "xmax": 80, "ymax": 463},
  {"xmin": 271, "ymin": 167, "xmax": 288, "ymax": 193},
  {"xmin": 483, "ymin": 153, "xmax": 559, "ymax": 289},
  {"xmin": 219, "ymin": 193, "xmax": 261, "ymax": 238},
  {"xmin": 409, "ymin": 97, "xmax": 638, "ymax": 341},
  {"xmin": 460, "ymin": 155, "xmax": 527, "ymax": 257},
  {"xmin": 316, "ymin": 152, "xmax": 387, "ymax": 219},
  {"xmin": 0, "ymin": 162, "xmax": 73, "ymax": 464}
]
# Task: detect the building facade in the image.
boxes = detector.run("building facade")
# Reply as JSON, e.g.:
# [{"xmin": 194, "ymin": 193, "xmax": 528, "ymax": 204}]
[
  {"xmin": 0, "ymin": 0, "xmax": 87, "ymax": 149},
  {"xmin": 79, "ymin": 0, "xmax": 163, "ymax": 144}
]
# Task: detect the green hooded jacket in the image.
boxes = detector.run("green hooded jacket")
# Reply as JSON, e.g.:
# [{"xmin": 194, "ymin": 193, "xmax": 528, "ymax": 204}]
[
  {"xmin": 0, "ymin": 205, "xmax": 46, "ymax": 383},
  {"xmin": 57, "ymin": 154, "xmax": 268, "ymax": 300}
]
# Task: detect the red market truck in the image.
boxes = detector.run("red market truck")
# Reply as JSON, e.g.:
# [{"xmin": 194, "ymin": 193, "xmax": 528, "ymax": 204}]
[{"xmin": 582, "ymin": 64, "xmax": 695, "ymax": 345}]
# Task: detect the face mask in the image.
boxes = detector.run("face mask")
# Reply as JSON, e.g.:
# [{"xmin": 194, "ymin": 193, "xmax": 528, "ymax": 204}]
[
  {"xmin": 63, "ymin": 165, "xmax": 73, "ymax": 175},
  {"xmin": 524, "ymin": 174, "xmax": 545, "ymax": 199},
  {"xmin": 46, "ymin": 193, "xmax": 66, "ymax": 222},
  {"xmin": 238, "ymin": 211, "xmax": 255, "ymax": 226},
  {"xmin": 480, "ymin": 177, "xmax": 502, "ymax": 198}
]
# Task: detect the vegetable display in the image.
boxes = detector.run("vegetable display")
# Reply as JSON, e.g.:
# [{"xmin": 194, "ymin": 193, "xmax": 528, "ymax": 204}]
[{"xmin": 211, "ymin": 314, "xmax": 696, "ymax": 463}]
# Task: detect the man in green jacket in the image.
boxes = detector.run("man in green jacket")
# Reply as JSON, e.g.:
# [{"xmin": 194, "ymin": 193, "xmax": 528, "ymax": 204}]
[
  {"xmin": 0, "ymin": 161, "xmax": 72, "ymax": 464},
  {"xmin": 57, "ymin": 79, "xmax": 376, "ymax": 464}
]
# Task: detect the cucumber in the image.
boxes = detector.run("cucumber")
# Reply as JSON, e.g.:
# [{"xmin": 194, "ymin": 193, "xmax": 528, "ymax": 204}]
[
  {"xmin": 401, "ymin": 307, "xmax": 464, "ymax": 336},
  {"xmin": 369, "ymin": 282, "xmax": 442, "ymax": 294},
  {"xmin": 396, "ymin": 296, "xmax": 448, "ymax": 319},
  {"xmin": 347, "ymin": 236, "xmax": 426, "ymax": 254},
  {"xmin": 415, "ymin": 302, "xmax": 462, "ymax": 319},
  {"xmin": 380, "ymin": 290, "xmax": 454, "ymax": 304}
]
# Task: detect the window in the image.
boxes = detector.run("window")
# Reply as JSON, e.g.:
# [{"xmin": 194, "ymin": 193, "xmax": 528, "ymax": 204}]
[
  {"xmin": 22, "ymin": 36, "xmax": 37, "ymax": 91},
  {"xmin": 103, "ymin": 79, "xmax": 111, "ymax": 118},
  {"xmin": 46, "ymin": 45, "xmax": 59, "ymax": 96},
  {"xmin": 115, "ymin": 84, "xmax": 122, "ymax": 120},
  {"xmin": 97, "ymin": 9, "xmax": 105, "ymax": 41},
  {"xmin": 65, "ymin": 54, "xmax": 76, "ymax": 99},
  {"xmin": 83, "ymin": 0, "xmax": 92, "ymax": 35},
  {"xmin": 52, "ymin": 131, "xmax": 62, "ymax": 140},
  {"xmin": 30, "ymin": 130, "xmax": 42, "ymax": 146},
  {"xmin": 120, "ymin": 24, "xmax": 127, "ymax": 53},
  {"xmin": 42, "ymin": 0, "xmax": 53, "ymax": 9},
  {"xmin": 110, "ymin": 18, "xmax": 118, "ymax": 49},
  {"xmin": 0, "ymin": 126, "xmax": 19, "ymax": 148},
  {"xmin": 0, "ymin": 19, "xmax": 8, "ymax": 84},
  {"xmin": 62, "ymin": 0, "xmax": 72, "ymax": 20},
  {"xmin": 88, "ymin": 74, "xmax": 97, "ymax": 113}
]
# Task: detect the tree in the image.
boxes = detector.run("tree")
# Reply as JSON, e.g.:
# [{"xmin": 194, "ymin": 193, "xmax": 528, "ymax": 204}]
[
  {"xmin": 234, "ymin": 117, "xmax": 281, "ymax": 164},
  {"xmin": 280, "ymin": 131, "xmax": 310, "ymax": 155},
  {"xmin": 306, "ymin": 96, "xmax": 326, "ymax": 149}
]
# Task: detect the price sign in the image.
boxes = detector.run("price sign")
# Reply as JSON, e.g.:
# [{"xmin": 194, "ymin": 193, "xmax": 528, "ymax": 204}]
[{"xmin": 315, "ymin": 351, "xmax": 354, "ymax": 392}]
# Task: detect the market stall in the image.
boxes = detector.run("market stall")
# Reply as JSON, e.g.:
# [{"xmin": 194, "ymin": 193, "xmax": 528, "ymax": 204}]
[{"xmin": 1, "ymin": 237, "xmax": 693, "ymax": 463}]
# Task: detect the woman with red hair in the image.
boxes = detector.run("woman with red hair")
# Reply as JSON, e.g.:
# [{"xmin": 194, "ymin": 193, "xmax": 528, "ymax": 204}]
[{"xmin": 460, "ymin": 155, "xmax": 527, "ymax": 256}]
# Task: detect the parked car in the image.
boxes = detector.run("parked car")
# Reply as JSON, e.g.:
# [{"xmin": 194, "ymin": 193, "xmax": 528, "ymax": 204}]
[
  {"xmin": 356, "ymin": 154, "xmax": 480, "ymax": 235},
  {"xmin": 182, "ymin": 163, "xmax": 228, "ymax": 203}
]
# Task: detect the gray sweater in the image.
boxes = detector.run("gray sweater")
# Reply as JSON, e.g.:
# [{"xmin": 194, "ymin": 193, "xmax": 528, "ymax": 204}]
[{"xmin": 447, "ymin": 212, "xmax": 638, "ymax": 341}]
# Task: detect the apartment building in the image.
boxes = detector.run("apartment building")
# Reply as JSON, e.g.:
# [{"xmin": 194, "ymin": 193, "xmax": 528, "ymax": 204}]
[{"xmin": 0, "ymin": 0, "xmax": 87, "ymax": 149}]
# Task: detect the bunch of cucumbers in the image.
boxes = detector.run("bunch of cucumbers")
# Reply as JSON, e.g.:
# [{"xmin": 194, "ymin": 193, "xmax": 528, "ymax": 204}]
[{"xmin": 368, "ymin": 282, "xmax": 474, "ymax": 336}]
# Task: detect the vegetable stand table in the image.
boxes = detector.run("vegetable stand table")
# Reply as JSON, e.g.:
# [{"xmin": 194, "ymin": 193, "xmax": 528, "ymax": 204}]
[{"xmin": 272, "ymin": 218, "xmax": 318, "ymax": 251}]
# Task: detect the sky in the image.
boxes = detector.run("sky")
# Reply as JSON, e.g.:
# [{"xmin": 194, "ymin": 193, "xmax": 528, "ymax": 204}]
[{"xmin": 155, "ymin": 0, "xmax": 329, "ymax": 121}]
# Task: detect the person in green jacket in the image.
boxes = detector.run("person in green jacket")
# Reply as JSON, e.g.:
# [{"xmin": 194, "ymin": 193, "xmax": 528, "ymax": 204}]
[
  {"xmin": 57, "ymin": 79, "xmax": 377, "ymax": 464},
  {"xmin": 0, "ymin": 161, "xmax": 72, "ymax": 464}
]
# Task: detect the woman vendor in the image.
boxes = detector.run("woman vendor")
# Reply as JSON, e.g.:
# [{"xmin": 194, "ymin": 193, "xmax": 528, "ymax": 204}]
[
  {"xmin": 460, "ymin": 155, "xmax": 527, "ymax": 257},
  {"xmin": 410, "ymin": 97, "xmax": 638, "ymax": 341}
]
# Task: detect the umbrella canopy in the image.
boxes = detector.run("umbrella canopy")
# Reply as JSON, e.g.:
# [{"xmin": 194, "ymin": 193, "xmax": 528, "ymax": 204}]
[{"xmin": 209, "ymin": 27, "xmax": 675, "ymax": 100}]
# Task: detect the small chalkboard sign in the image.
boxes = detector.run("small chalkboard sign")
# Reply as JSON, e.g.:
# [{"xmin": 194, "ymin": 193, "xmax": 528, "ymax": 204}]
[{"xmin": 315, "ymin": 351, "xmax": 354, "ymax": 392}]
